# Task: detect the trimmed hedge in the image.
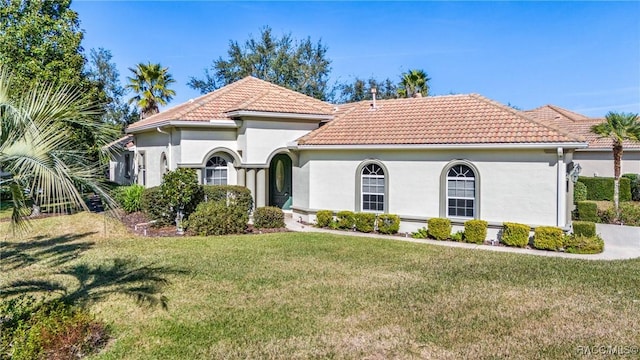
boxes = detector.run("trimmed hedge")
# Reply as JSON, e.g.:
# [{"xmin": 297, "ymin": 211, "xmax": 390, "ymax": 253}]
[
  {"xmin": 202, "ymin": 185, "xmax": 253, "ymax": 214},
  {"xmin": 464, "ymin": 220, "xmax": 487, "ymax": 244},
  {"xmin": 501, "ymin": 222, "xmax": 530, "ymax": 248},
  {"xmin": 533, "ymin": 226, "xmax": 564, "ymax": 251},
  {"xmin": 564, "ymin": 235, "xmax": 604, "ymax": 254},
  {"xmin": 377, "ymin": 214, "xmax": 400, "ymax": 234},
  {"xmin": 427, "ymin": 218, "xmax": 451, "ymax": 240},
  {"xmin": 572, "ymin": 221, "xmax": 596, "ymax": 238},
  {"xmin": 576, "ymin": 201, "xmax": 599, "ymax": 222},
  {"xmin": 315, "ymin": 210, "xmax": 333, "ymax": 228},
  {"xmin": 622, "ymin": 173, "xmax": 640, "ymax": 201},
  {"xmin": 574, "ymin": 181, "xmax": 587, "ymax": 203},
  {"xmin": 354, "ymin": 212, "xmax": 376, "ymax": 233},
  {"xmin": 253, "ymin": 206, "xmax": 285, "ymax": 228},
  {"xmin": 578, "ymin": 176, "xmax": 631, "ymax": 202},
  {"xmin": 336, "ymin": 211, "xmax": 355, "ymax": 230},
  {"xmin": 187, "ymin": 201, "xmax": 247, "ymax": 236}
]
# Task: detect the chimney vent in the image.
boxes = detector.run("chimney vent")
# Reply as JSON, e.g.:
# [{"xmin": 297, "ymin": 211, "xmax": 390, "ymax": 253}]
[
  {"xmin": 371, "ymin": 87, "xmax": 377, "ymax": 109},
  {"xmin": 412, "ymin": 92, "xmax": 422, "ymax": 98}
]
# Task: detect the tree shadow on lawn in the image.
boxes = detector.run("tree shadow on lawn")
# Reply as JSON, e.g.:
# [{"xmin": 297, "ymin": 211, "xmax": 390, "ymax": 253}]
[
  {"xmin": 0, "ymin": 232, "xmax": 97, "ymax": 270},
  {"xmin": 1, "ymin": 257, "xmax": 186, "ymax": 310},
  {"xmin": 1, "ymin": 233, "xmax": 186, "ymax": 310}
]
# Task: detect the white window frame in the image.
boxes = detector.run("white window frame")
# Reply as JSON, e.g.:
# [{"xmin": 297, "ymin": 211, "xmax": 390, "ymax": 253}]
[
  {"xmin": 446, "ymin": 164, "xmax": 476, "ymax": 219},
  {"xmin": 361, "ymin": 163, "xmax": 385, "ymax": 212},
  {"xmin": 204, "ymin": 156, "xmax": 228, "ymax": 185}
]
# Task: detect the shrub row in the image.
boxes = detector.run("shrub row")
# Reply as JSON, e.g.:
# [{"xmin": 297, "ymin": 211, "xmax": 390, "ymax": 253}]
[
  {"xmin": 574, "ymin": 200, "xmax": 640, "ymax": 227},
  {"xmin": 411, "ymin": 218, "xmax": 490, "ymax": 245},
  {"xmin": 315, "ymin": 210, "xmax": 400, "ymax": 234},
  {"xmin": 622, "ymin": 173, "xmax": 640, "ymax": 201},
  {"xmin": 577, "ymin": 176, "xmax": 631, "ymax": 202}
]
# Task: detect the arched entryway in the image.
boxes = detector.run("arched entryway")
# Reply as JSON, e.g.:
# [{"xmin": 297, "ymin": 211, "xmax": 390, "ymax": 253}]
[{"xmin": 269, "ymin": 154, "xmax": 292, "ymax": 209}]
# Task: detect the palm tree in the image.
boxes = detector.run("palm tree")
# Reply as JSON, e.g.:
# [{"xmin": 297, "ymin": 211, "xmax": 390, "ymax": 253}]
[
  {"xmin": 126, "ymin": 63, "xmax": 176, "ymax": 119},
  {"xmin": 398, "ymin": 69, "xmax": 431, "ymax": 98},
  {"xmin": 590, "ymin": 112, "xmax": 640, "ymax": 215},
  {"xmin": 0, "ymin": 66, "xmax": 117, "ymax": 232}
]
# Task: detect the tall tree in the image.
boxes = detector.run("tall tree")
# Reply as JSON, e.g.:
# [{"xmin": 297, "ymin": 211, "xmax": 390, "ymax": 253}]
[
  {"xmin": 336, "ymin": 77, "xmax": 398, "ymax": 103},
  {"xmin": 86, "ymin": 48, "xmax": 138, "ymax": 128},
  {"xmin": 0, "ymin": 66, "xmax": 117, "ymax": 232},
  {"xmin": 0, "ymin": 0, "xmax": 87, "ymax": 94},
  {"xmin": 590, "ymin": 112, "xmax": 640, "ymax": 215},
  {"xmin": 126, "ymin": 63, "xmax": 176, "ymax": 119},
  {"xmin": 188, "ymin": 26, "xmax": 332, "ymax": 100},
  {"xmin": 398, "ymin": 69, "xmax": 431, "ymax": 98}
]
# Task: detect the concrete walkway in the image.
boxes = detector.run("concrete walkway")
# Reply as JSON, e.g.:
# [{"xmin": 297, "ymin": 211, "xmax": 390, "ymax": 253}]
[{"xmin": 284, "ymin": 217, "xmax": 640, "ymax": 261}]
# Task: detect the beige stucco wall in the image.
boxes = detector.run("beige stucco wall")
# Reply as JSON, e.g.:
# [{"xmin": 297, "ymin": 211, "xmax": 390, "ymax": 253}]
[
  {"xmin": 574, "ymin": 150, "xmax": 640, "ymax": 177},
  {"xmin": 294, "ymin": 148, "xmax": 565, "ymax": 233}
]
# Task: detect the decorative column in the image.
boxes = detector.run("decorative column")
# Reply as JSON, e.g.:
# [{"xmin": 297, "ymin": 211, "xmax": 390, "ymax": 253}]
[
  {"xmin": 256, "ymin": 168, "xmax": 266, "ymax": 208},
  {"xmin": 246, "ymin": 168, "xmax": 256, "ymax": 209},
  {"xmin": 237, "ymin": 168, "xmax": 246, "ymax": 187}
]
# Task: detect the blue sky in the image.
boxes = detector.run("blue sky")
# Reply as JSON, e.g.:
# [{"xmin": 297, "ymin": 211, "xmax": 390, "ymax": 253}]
[{"xmin": 73, "ymin": 1, "xmax": 640, "ymax": 117}]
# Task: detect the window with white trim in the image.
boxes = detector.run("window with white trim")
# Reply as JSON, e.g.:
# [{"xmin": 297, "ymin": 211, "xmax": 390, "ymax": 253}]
[
  {"xmin": 361, "ymin": 163, "xmax": 385, "ymax": 212},
  {"xmin": 204, "ymin": 156, "xmax": 228, "ymax": 185},
  {"xmin": 446, "ymin": 164, "xmax": 476, "ymax": 218}
]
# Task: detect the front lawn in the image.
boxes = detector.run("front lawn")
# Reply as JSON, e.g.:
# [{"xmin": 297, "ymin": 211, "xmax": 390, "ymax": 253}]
[{"xmin": 1, "ymin": 213, "xmax": 639, "ymax": 359}]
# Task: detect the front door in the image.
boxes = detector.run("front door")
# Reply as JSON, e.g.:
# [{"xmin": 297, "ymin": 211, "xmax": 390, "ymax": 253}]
[{"xmin": 269, "ymin": 154, "xmax": 292, "ymax": 209}]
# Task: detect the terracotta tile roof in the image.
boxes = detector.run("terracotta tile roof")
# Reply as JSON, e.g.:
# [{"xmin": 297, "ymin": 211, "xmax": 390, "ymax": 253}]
[
  {"xmin": 524, "ymin": 105, "xmax": 640, "ymax": 149},
  {"xmin": 298, "ymin": 94, "xmax": 583, "ymax": 146},
  {"xmin": 127, "ymin": 76, "xmax": 335, "ymax": 131}
]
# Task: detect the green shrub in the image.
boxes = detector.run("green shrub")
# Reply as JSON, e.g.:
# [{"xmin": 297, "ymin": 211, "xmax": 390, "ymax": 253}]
[
  {"xmin": 411, "ymin": 227, "xmax": 428, "ymax": 239},
  {"xmin": 533, "ymin": 226, "xmax": 565, "ymax": 251},
  {"xmin": 572, "ymin": 221, "xmax": 596, "ymax": 237},
  {"xmin": 576, "ymin": 201, "xmax": 599, "ymax": 222},
  {"xmin": 114, "ymin": 184, "xmax": 145, "ymax": 213},
  {"xmin": 336, "ymin": 210, "xmax": 355, "ymax": 230},
  {"xmin": 1, "ymin": 297, "xmax": 108, "ymax": 360},
  {"xmin": 202, "ymin": 185, "xmax": 253, "ymax": 214},
  {"xmin": 253, "ymin": 206, "xmax": 285, "ymax": 228},
  {"xmin": 578, "ymin": 176, "xmax": 631, "ymax": 202},
  {"xmin": 354, "ymin": 212, "xmax": 376, "ymax": 233},
  {"xmin": 315, "ymin": 210, "xmax": 333, "ymax": 228},
  {"xmin": 501, "ymin": 222, "xmax": 530, "ymax": 248},
  {"xmin": 141, "ymin": 186, "xmax": 171, "ymax": 225},
  {"xmin": 464, "ymin": 219, "xmax": 487, "ymax": 244},
  {"xmin": 186, "ymin": 201, "xmax": 247, "ymax": 236},
  {"xmin": 450, "ymin": 230, "xmax": 464, "ymax": 242},
  {"xmin": 564, "ymin": 234, "xmax": 604, "ymax": 254},
  {"xmin": 161, "ymin": 168, "xmax": 204, "ymax": 222},
  {"xmin": 377, "ymin": 214, "xmax": 400, "ymax": 234},
  {"xmin": 573, "ymin": 181, "xmax": 587, "ymax": 203},
  {"xmin": 619, "ymin": 202, "xmax": 640, "ymax": 226},
  {"xmin": 622, "ymin": 173, "xmax": 640, "ymax": 201},
  {"xmin": 427, "ymin": 218, "xmax": 451, "ymax": 240}
]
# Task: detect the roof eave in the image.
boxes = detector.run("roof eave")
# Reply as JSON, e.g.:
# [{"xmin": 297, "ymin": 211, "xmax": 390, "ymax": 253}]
[
  {"xmin": 292, "ymin": 142, "xmax": 589, "ymax": 151},
  {"xmin": 126, "ymin": 119, "xmax": 239, "ymax": 133},
  {"xmin": 225, "ymin": 110, "xmax": 333, "ymax": 121}
]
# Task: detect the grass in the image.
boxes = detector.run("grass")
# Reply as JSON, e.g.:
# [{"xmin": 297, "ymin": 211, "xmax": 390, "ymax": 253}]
[{"xmin": 2, "ymin": 213, "xmax": 640, "ymax": 359}]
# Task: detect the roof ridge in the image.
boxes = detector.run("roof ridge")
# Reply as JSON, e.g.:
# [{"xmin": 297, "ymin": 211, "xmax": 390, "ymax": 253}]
[
  {"xmin": 546, "ymin": 104, "xmax": 587, "ymax": 122},
  {"xmin": 468, "ymin": 94, "xmax": 585, "ymax": 142}
]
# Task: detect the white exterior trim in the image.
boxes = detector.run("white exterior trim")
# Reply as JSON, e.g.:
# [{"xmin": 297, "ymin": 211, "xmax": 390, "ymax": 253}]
[{"xmin": 127, "ymin": 119, "xmax": 239, "ymax": 133}]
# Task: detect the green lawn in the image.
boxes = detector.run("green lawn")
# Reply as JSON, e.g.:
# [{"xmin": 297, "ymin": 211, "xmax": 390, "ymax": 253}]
[{"xmin": 2, "ymin": 213, "xmax": 639, "ymax": 359}]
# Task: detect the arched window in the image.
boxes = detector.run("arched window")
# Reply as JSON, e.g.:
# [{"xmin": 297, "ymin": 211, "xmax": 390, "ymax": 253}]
[
  {"xmin": 446, "ymin": 164, "xmax": 476, "ymax": 218},
  {"xmin": 160, "ymin": 153, "xmax": 168, "ymax": 175},
  {"xmin": 204, "ymin": 156, "xmax": 228, "ymax": 185},
  {"xmin": 361, "ymin": 163, "xmax": 385, "ymax": 212}
]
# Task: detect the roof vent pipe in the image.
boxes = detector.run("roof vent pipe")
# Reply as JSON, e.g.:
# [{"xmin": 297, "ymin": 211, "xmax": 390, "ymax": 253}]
[
  {"xmin": 413, "ymin": 92, "xmax": 422, "ymax": 98},
  {"xmin": 371, "ymin": 87, "xmax": 377, "ymax": 109}
]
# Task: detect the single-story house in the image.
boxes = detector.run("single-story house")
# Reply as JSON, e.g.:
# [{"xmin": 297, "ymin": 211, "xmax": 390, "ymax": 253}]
[
  {"xmin": 524, "ymin": 105, "xmax": 640, "ymax": 177},
  {"xmin": 118, "ymin": 76, "xmax": 591, "ymax": 237}
]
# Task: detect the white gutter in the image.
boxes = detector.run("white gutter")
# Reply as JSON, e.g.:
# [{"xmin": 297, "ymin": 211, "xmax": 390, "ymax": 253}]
[
  {"xmin": 224, "ymin": 110, "xmax": 333, "ymax": 121},
  {"xmin": 292, "ymin": 142, "xmax": 589, "ymax": 151},
  {"xmin": 157, "ymin": 127, "xmax": 171, "ymax": 171},
  {"xmin": 577, "ymin": 147, "xmax": 640, "ymax": 152},
  {"xmin": 557, "ymin": 147, "xmax": 566, "ymax": 227}
]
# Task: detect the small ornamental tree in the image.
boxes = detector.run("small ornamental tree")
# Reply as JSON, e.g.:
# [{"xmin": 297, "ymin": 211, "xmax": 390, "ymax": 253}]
[{"xmin": 160, "ymin": 168, "xmax": 203, "ymax": 233}]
